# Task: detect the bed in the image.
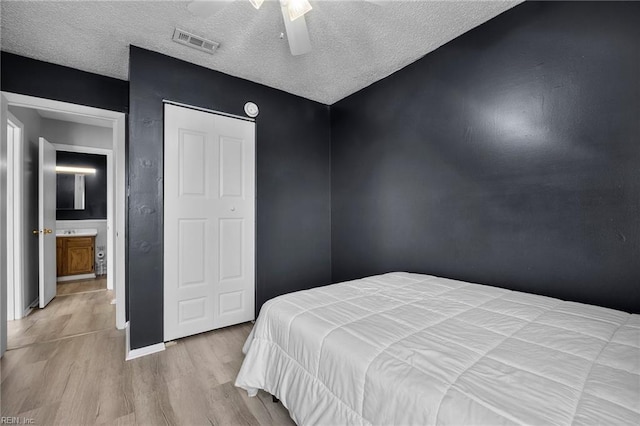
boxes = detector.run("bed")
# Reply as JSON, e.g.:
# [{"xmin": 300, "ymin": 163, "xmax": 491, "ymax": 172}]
[{"xmin": 235, "ymin": 272, "xmax": 640, "ymax": 425}]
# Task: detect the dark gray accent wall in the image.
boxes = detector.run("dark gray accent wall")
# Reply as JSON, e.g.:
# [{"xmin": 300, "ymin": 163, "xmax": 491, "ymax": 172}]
[
  {"xmin": 331, "ymin": 1, "xmax": 640, "ymax": 313},
  {"xmin": 1, "ymin": 52, "xmax": 129, "ymax": 113},
  {"xmin": 128, "ymin": 47, "xmax": 331, "ymax": 349}
]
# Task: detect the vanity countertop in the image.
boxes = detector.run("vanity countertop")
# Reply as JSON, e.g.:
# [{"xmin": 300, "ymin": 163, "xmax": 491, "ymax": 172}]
[{"xmin": 56, "ymin": 228, "xmax": 98, "ymax": 237}]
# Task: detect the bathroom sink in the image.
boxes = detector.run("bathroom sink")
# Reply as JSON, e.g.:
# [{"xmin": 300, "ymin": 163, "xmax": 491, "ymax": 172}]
[{"xmin": 56, "ymin": 228, "xmax": 98, "ymax": 237}]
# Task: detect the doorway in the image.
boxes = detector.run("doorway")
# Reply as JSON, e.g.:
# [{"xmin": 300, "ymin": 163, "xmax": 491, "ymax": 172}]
[{"xmin": 1, "ymin": 92, "xmax": 126, "ymax": 357}]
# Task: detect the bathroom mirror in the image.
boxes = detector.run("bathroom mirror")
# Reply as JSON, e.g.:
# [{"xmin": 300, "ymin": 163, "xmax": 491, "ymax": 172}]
[
  {"xmin": 57, "ymin": 173, "xmax": 86, "ymax": 210},
  {"xmin": 55, "ymin": 151, "xmax": 106, "ymax": 220}
]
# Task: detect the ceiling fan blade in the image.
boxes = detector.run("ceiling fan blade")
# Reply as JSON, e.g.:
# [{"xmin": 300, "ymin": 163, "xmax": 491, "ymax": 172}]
[
  {"xmin": 280, "ymin": 6, "xmax": 311, "ymax": 56},
  {"xmin": 187, "ymin": 0, "xmax": 234, "ymax": 18}
]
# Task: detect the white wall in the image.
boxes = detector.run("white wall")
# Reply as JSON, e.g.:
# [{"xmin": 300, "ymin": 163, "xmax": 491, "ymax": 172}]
[
  {"xmin": 40, "ymin": 118, "xmax": 112, "ymax": 149},
  {"xmin": 8, "ymin": 106, "xmax": 41, "ymax": 312},
  {"xmin": 1, "ymin": 96, "xmax": 8, "ymax": 355},
  {"xmin": 56, "ymin": 220, "xmax": 108, "ymax": 275}
]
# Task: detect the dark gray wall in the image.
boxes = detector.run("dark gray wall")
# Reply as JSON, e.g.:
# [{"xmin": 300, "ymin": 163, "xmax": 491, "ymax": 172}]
[
  {"xmin": 128, "ymin": 47, "xmax": 332, "ymax": 349},
  {"xmin": 1, "ymin": 52, "xmax": 129, "ymax": 113},
  {"xmin": 331, "ymin": 1, "xmax": 640, "ymax": 313},
  {"xmin": 56, "ymin": 152, "xmax": 107, "ymax": 220}
]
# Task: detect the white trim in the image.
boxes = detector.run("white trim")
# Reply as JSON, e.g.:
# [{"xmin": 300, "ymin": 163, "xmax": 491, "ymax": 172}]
[
  {"xmin": 4, "ymin": 93, "xmax": 125, "ymax": 121},
  {"xmin": 125, "ymin": 322, "xmax": 166, "ymax": 361},
  {"xmin": 113, "ymin": 110, "xmax": 126, "ymax": 330},
  {"xmin": 6, "ymin": 112, "xmax": 25, "ymax": 321},
  {"xmin": 22, "ymin": 298, "xmax": 37, "ymax": 318},
  {"xmin": 53, "ymin": 143, "xmax": 111, "ymax": 156},
  {"xmin": 6, "ymin": 120, "xmax": 15, "ymax": 320},
  {"xmin": 2, "ymin": 91, "xmax": 127, "ymax": 332},
  {"xmin": 162, "ymin": 100, "xmax": 255, "ymax": 122},
  {"xmin": 127, "ymin": 343, "xmax": 166, "ymax": 360},
  {"xmin": 6, "ymin": 121, "xmax": 14, "ymax": 321},
  {"xmin": 57, "ymin": 273, "xmax": 96, "ymax": 282},
  {"xmin": 106, "ymin": 151, "xmax": 114, "ymax": 292},
  {"xmin": 54, "ymin": 143, "xmax": 113, "ymax": 292}
]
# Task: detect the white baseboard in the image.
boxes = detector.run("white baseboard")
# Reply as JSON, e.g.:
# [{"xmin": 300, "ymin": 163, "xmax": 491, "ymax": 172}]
[
  {"xmin": 126, "ymin": 342, "xmax": 165, "ymax": 361},
  {"xmin": 125, "ymin": 322, "xmax": 165, "ymax": 361},
  {"xmin": 57, "ymin": 273, "xmax": 96, "ymax": 282},
  {"xmin": 22, "ymin": 306, "xmax": 34, "ymax": 318},
  {"xmin": 125, "ymin": 321, "xmax": 130, "ymax": 359},
  {"xmin": 21, "ymin": 298, "xmax": 39, "ymax": 318}
]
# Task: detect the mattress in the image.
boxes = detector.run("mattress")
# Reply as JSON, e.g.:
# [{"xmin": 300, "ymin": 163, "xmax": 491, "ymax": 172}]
[{"xmin": 235, "ymin": 272, "xmax": 640, "ymax": 425}]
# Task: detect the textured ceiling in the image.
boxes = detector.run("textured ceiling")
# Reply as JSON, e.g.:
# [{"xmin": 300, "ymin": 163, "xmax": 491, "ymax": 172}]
[{"xmin": 1, "ymin": 0, "xmax": 522, "ymax": 104}]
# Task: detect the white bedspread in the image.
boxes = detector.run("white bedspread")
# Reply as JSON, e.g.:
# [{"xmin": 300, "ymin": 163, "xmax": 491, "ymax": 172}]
[{"xmin": 235, "ymin": 272, "xmax": 640, "ymax": 425}]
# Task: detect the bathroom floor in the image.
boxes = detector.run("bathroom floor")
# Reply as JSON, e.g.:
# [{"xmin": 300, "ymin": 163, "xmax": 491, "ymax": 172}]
[{"xmin": 56, "ymin": 276, "xmax": 107, "ymax": 296}]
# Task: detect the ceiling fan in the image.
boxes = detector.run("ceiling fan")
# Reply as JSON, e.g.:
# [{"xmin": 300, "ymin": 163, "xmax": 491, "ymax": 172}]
[{"xmin": 187, "ymin": 0, "xmax": 314, "ymax": 56}]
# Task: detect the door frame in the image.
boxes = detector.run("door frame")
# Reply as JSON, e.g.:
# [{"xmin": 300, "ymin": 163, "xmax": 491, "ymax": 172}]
[
  {"xmin": 53, "ymin": 143, "xmax": 113, "ymax": 289},
  {"xmin": 6, "ymin": 112, "xmax": 25, "ymax": 320},
  {"xmin": 1, "ymin": 92, "xmax": 126, "ymax": 331}
]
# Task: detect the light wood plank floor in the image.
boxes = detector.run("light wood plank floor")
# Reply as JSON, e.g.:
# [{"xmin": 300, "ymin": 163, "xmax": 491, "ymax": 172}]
[
  {"xmin": 2, "ymin": 292, "xmax": 295, "ymax": 425},
  {"xmin": 7, "ymin": 286, "xmax": 115, "ymax": 350},
  {"xmin": 57, "ymin": 276, "xmax": 108, "ymax": 296}
]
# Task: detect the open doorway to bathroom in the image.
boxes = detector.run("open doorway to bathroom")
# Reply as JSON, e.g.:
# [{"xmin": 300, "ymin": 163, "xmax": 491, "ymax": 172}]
[
  {"xmin": 1, "ymin": 92, "xmax": 125, "ymax": 354},
  {"xmin": 55, "ymin": 151, "xmax": 108, "ymax": 291}
]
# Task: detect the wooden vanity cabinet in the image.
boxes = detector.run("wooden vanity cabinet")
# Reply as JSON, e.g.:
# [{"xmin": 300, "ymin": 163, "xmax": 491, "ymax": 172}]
[{"xmin": 56, "ymin": 236, "xmax": 95, "ymax": 277}]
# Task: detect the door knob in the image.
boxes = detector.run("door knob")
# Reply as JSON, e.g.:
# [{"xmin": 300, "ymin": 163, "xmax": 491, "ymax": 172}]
[
  {"xmin": 45, "ymin": 228, "xmax": 53, "ymax": 234},
  {"xmin": 33, "ymin": 229, "xmax": 40, "ymax": 235}
]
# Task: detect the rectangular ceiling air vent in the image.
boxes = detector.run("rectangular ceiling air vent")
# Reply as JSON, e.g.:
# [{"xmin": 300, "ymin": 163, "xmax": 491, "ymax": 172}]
[{"xmin": 172, "ymin": 28, "xmax": 219, "ymax": 55}]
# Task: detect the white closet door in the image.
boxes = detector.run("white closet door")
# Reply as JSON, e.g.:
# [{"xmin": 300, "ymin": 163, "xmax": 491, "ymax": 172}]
[{"xmin": 164, "ymin": 104, "xmax": 255, "ymax": 341}]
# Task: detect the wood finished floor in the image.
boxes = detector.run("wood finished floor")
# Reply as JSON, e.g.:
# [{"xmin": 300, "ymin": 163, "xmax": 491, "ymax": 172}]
[
  {"xmin": 2, "ymin": 281, "xmax": 294, "ymax": 425},
  {"xmin": 56, "ymin": 276, "xmax": 108, "ymax": 296},
  {"xmin": 7, "ymin": 278, "xmax": 114, "ymax": 350}
]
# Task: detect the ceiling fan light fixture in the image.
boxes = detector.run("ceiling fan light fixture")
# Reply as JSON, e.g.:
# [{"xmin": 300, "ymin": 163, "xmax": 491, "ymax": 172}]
[
  {"xmin": 249, "ymin": 0, "xmax": 264, "ymax": 9},
  {"xmin": 287, "ymin": 0, "xmax": 312, "ymax": 21}
]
